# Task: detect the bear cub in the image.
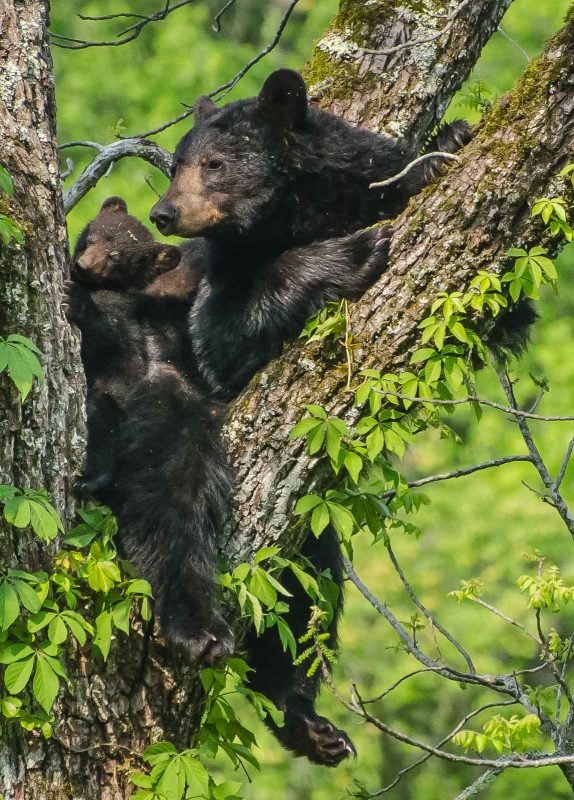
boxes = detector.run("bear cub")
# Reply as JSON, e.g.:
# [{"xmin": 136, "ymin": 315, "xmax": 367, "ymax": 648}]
[{"xmin": 64, "ymin": 197, "xmax": 234, "ymax": 665}]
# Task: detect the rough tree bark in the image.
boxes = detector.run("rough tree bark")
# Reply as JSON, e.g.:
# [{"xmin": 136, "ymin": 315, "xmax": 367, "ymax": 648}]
[
  {"xmin": 0, "ymin": 0, "xmax": 573, "ymax": 798},
  {"xmin": 0, "ymin": 3, "xmax": 198, "ymax": 799}
]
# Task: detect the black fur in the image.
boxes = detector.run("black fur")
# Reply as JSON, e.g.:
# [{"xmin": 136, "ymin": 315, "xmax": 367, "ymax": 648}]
[
  {"xmin": 65, "ymin": 198, "xmax": 234, "ymax": 664},
  {"xmin": 150, "ymin": 70, "xmax": 471, "ymax": 400},
  {"xmin": 148, "ymin": 69, "xmax": 474, "ymax": 766}
]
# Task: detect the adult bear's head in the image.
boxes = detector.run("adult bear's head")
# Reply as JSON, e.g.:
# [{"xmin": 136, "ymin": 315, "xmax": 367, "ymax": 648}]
[{"xmin": 150, "ymin": 69, "xmax": 313, "ymax": 239}]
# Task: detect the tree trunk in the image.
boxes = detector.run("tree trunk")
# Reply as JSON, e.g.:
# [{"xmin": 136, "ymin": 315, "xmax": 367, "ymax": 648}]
[
  {"xmin": 0, "ymin": 4, "xmax": 200, "ymax": 799},
  {"xmin": 1, "ymin": 0, "xmax": 573, "ymax": 798}
]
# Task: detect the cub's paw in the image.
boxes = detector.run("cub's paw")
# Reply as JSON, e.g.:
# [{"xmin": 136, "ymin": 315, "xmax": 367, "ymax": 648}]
[
  {"xmin": 164, "ymin": 613, "xmax": 235, "ymax": 666},
  {"xmin": 62, "ymin": 280, "xmax": 92, "ymax": 325},
  {"xmin": 73, "ymin": 470, "xmax": 114, "ymax": 498}
]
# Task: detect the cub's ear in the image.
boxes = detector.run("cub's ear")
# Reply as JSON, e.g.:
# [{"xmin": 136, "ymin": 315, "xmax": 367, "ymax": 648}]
[
  {"xmin": 101, "ymin": 196, "xmax": 128, "ymax": 214},
  {"xmin": 195, "ymin": 95, "xmax": 218, "ymax": 122},
  {"xmin": 257, "ymin": 69, "xmax": 307, "ymax": 131},
  {"xmin": 154, "ymin": 244, "xmax": 181, "ymax": 272}
]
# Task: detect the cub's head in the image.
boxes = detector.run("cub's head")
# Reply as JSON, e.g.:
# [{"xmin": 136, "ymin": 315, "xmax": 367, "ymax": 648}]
[
  {"xmin": 150, "ymin": 69, "xmax": 309, "ymax": 239},
  {"xmin": 73, "ymin": 197, "xmax": 181, "ymax": 290}
]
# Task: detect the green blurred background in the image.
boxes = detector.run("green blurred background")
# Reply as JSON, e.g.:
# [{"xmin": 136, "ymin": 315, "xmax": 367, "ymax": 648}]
[{"xmin": 52, "ymin": 2, "xmax": 574, "ymax": 797}]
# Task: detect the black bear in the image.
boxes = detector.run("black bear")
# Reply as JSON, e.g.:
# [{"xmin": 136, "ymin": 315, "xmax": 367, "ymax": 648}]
[
  {"xmin": 148, "ymin": 69, "xmax": 473, "ymax": 767},
  {"xmin": 150, "ymin": 69, "xmax": 471, "ymax": 399},
  {"xmin": 65, "ymin": 197, "xmax": 234, "ymax": 664}
]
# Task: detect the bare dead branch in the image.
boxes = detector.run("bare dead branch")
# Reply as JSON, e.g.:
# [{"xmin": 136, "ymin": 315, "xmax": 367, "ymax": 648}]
[
  {"xmin": 386, "ymin": 543, "xmax": 476, "ymax": 672},
  {"xmin": 556, "ymin": 436, "xmax": 574, "ymax": 490},
  {"xmin": 496, "ymin": 369, "xmax": 574, "ymax": 538},
  {"xmin": 51, "ymin": 1, "xmax": 196, "ymax": 50},
  {"xmin": 368, "ymin": 700, "xmax": 517, "ymax": 796},
  {"xmin": 452, "ymin": 768, "xmax": 505, "ymax": 800},
  {"xmin": 62, "ymin": 139, "xmax": 172, "ymax": 213},
  {"xmin": 212, "ymin": 0, "xmax": 236, "ymax": 33},
  {"xmin": 373, "ymin": 388, "xmax": 574, "ymax": 422},
  {"xmin": 472, "ymin": 598, "xmax": 539, "ymax": 642},
  {"xmin": 381, "ymin": 455, "xmax": 533, "ymax": 500},
  {"xmin": 134, "ymin": 0, "xmax": 301, "ymax": 138},
  {"xmin": 497, "ymin": 25, "xmax": 531, "ymax": 62},
  {"xmin": 369, "ymin": 152, "xmax": 460, "ymax": 189}
]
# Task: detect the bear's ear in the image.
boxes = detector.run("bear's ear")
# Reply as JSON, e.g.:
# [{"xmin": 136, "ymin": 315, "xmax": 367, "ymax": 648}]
[
  {"xmin": 154, "ymin": 244, "xmax": 181, "ymax": 272},
  {"xmin": 195, "ymin": 95, "xmax": 218, "ymax": 122},
  {"xmin": 257, "ymin": 69, "xmax": 307, "ymax": 131},
  {"xmin": 101, "ymin": 196, "xmax": 128, "ymax": 214}
]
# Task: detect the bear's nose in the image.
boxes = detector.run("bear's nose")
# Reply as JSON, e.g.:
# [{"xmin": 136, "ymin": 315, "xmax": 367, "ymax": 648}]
[{"xmin": 150, "ymin": 201, "xmax": 177, "ymax": 234}]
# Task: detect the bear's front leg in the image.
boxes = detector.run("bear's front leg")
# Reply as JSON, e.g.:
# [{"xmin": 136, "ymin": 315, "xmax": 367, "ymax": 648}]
[{"xmin": 159, "ymin": 593, "xmax": 235, "ymax": 666}]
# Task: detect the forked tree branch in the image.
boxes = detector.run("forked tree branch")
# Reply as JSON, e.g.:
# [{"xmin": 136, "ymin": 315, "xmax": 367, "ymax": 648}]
[{"xmin": 222, "ymin": 9, "xmax": 574, "ymax": 567}]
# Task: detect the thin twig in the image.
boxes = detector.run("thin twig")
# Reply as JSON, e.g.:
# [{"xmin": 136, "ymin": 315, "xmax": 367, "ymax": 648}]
[
  {"xmin": 381, "ymin": 455, "xmax": 533, "ymax": 500},
  {"xmin": 496, "ymin": 369, "xmax": 574, "ymax": 538},
  {"xmin": 497, "ymin": 25, "xmax": 530, "ymax": 63},
  {"xmin": 386, "ymin": 543, "xmax": 476, "ymax": 672},
  {"xmin": 373, "ymin": 388, "xmax": 574, "ymax": 422},
  {"xmin": 363, "ymin": 667, "xmax": 443, "ymax": 704},
  {"xmin": 52, "ymin": 0, "xmax": 192, "ymax": 49},
  {"xmin": 473, "ymin": 598, "xmax": 539, "ymax": 643},
  {"xmin": 366, "ymin": 700, "xmax": 517, "ymax": 797},
  {"xmin": 134, "ymin": 0, "xmax": 301, "ymax": 138},
  {"xmin": 212, "ymin": 0, "xmax": 236, "ymax": 33},
  {"xmin": 556, "ymin": 436, "xmax": 574, "ymax": 490},
  {"xmin": 369, "ymin": 152, "xmax": 460, "ymax": 189},
  {"xmin": 452, "ymin": 768, "xmax": 505, "ymax": 800},
  {"xmin": 343, "ymin": 556, "xmax": 524, "ymax": 697}
]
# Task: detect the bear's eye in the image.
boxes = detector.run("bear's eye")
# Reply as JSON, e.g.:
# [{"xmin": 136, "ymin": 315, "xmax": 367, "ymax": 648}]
[
  {"xmin": 108, "ymin": 252, "xmax": 121, "ymax": 264},
  {"xmin": 206, "ymin": 159, "xmax": 223, "ymax": 171}
]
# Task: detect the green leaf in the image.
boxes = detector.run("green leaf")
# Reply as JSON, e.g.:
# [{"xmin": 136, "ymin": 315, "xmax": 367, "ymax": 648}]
[
  {"xmin": 87, "ymin": 560, "xmax": 121, "ymax": 593},
  {"xmin": 157, "ymin": 756, "xmax": 185, "ymax": 800},
  {"xmin": 310, "ymin": 503, "xmax": 330, "ymax": 537},
  {"xmin": 125, "ymin": 579, "xmax": 153, "ymax": 598},
  {"xmin": 1, "ymin": 695, "xmax": 22, "ymax": 718},
  {"xmin": 307, "ymin": 423, "xmax": 325, "ymax": 455},
  {"xmin": 344, "ymin": 451, "xmax": 363, "ymax": 484},
  {"xmin": 182, "ymin": 754, "xmax": 209, "ymax": 795},
  {"xmin": 0, "ymin": 643, "xmax": 34, "ymax": 664},
  {"xmin": 0, "ymin": 581, "xmax": 20, "ymax": 630},
  {"xmin": 143, "ymin": 741, "xmax": 178, "ymax": 765},
  {"xmin": 13, "ymin": 579, "xmax": 41, "ymax": 613},
  {"xmin": 294, "ymin": 495, "xmax": 322, "ymax": 515},
  {"xmin": 112, "ymin": 599, "xmax": 131, "ymax": 635},
  {"xmin": 28, "ymin": 501, "xmax": 60, "ymax": 542},
  {"xmin": 3, "ymin": 496, "xmax": 31, "ymax": 529},
  {"xmin": 5, "ymin": 656, "xmax": 34, "ymax": 694},
  {"xmin": 305, "ymin": 404, "xmax": 327, "ymax": 419},
  {"xmin": 33, "ymin": 655, "xmax": 60, "ymax": 713},
  {"xmin": 94, "ymin": 610, "xmax": 113, "ymax": 661},
  {"xmin": 249, "ymin": 570, "xmax": 277, "ymax": 609},
  {"xmin": 254, "ymin": 546, "xmax": 281, "ymax": 564},
  {"xmin": 327, "ymin": 503, "xmax": 355, "ymax": 539},
  {"xmin": 48, "ymin": 616, "xmax": 68, "ymax": 645},
  {"xmin": 0, "ymin": 165, "xmax": 15, "ymax": 197},
  {"xmin": 289, "ymin": 417, "xmax": 321, "ymax": 438}
]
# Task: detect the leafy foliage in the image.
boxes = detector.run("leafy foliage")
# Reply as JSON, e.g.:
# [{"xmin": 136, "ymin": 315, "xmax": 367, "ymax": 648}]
[{"xmin": 0, "ymin": 335, "xmax": 44, "ymax": 401}]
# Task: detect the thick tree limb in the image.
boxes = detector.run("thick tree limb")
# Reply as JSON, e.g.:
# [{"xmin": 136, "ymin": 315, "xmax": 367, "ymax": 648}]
[
  {"xmin": 222, "ymin": 10, "xmax": 574, "ymax": 565},
  {"xmin": 303, "ymin": 0, "xmax": 515, "ymax": 146}
]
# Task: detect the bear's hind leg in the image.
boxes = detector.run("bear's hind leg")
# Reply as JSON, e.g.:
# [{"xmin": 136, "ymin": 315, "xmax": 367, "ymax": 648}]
[{"xmin": 246, "ymin": 528, "xmax": 355, "ymax": 766}]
